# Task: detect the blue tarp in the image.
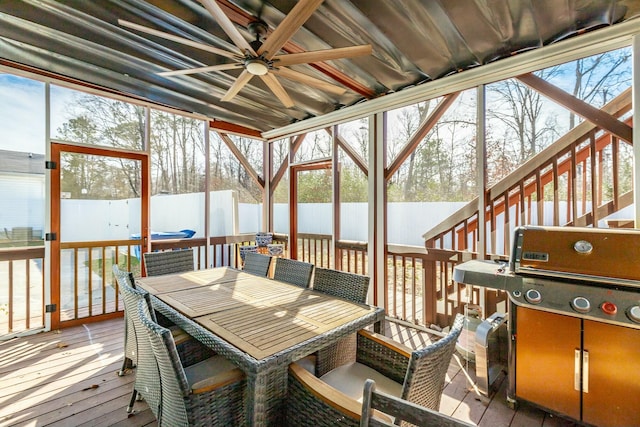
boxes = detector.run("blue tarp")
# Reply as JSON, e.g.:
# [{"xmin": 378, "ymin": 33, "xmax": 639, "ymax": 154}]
[{"xmin": 131, "ymin": 229, "xmax": 195, "ymax": 259}]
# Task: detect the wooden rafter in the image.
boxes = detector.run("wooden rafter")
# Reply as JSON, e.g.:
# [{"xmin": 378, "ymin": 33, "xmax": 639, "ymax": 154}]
[
  {"xmin": 385, "ymin": 92, "xmax": 460, "ymax": 180},
  {"xmin": 210, "ymin": 119, "xmax": 263, "ymax": 139},
  {"xmin": 271, "ymin": 134, "xmax": 306, "ymax": 191},
  {"xmin": 218, "ymin": 132, "xmax": 265, "ymax": 188},
  {"xmin": 323, "ymin": 126, "xmax": 368, "ymax": 175},
  {"xmin": 517, "ymin": 73, "xmax": 633, "ymax": 144},
  {"xmin": 335, "ymin": 133, "xmax": 368, "ymax": 175}
]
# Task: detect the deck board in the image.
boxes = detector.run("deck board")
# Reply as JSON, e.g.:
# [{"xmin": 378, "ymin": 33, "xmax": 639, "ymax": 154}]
[{"xmin": 0, "ymin": 318, "xmax": 578, "ymax": 426}]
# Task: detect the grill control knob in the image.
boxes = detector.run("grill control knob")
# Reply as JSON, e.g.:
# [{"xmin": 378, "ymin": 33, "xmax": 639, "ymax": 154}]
[
  {"xmin": 525, "ymin": 289, "xmax": 542, "ymax": 304},
  {"xmin": 627, "ymin": 306, "xmax": 640, "ymax": 323},
  {"xmin": 571, "ymin": 296, "xmax": 591, "ymax": 314},
  {"xmin": 601, "ymin": 301, "xmax": 617, "ymax": 315}
]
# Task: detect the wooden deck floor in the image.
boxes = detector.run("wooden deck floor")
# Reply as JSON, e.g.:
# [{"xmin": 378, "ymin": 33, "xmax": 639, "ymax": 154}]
[{"xmin": 0, "ymin": 318, "xmax": 578, "ymax": 427}]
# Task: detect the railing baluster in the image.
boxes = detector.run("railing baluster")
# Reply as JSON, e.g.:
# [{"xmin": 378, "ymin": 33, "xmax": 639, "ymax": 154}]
[
  {"xmin": 612, "ymin": 136, "xmax": 619, "ymax": 209},
  {"xmin": 25, "ymin": 258, "xmax": 30, "ymax": 330},
  {"xmin": 8, "ymin": 260, "xmax": 14, "ymax": 333},
  {"xmin": 590, "ymin": 132, "xmax": 598, "ymax": 225},
  {"xmin": 88, "ymin": 247, "xmax": 93, "ymax": 317}
]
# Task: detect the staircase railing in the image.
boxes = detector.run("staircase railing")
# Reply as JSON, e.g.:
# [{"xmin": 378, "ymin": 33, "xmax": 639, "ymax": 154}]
[{"xmin": 417, "ymin": 88, "xmax": 633, "ymax": 324}]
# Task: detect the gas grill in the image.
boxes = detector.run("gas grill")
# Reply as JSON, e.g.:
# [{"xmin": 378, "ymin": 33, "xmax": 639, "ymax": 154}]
[{"xmin": 453, "ymin": 226, "xmax": 640, "ymax": 427}]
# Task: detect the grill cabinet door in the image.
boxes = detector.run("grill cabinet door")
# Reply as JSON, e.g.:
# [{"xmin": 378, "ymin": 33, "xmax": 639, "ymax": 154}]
[
  {"xmin": 582, "ymin": 320, "xmax": 640, "ymax": 427},
  {"xmin": 515, "ymin": 306, "xmax": 581, "ymax": 420}
]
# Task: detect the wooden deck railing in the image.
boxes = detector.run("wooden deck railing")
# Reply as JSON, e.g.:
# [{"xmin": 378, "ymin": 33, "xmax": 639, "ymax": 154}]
[
  {"xmin": 336, "ymin": 239, "xmax": 368, "ymax": 275},
  {"xmin": 57, "ymin": 239, "xmax": 139, "ymax": 323},
  {"xmin": 296, "ymin": 233, "xmax": 332, "ymax": 268},
  {"xmin": 0, "ymin": 246, "xmax": 45, "ymax": 336},
  {"xmin": 0, "ymin": 235, "xmax": 497, "ymax": 336}
]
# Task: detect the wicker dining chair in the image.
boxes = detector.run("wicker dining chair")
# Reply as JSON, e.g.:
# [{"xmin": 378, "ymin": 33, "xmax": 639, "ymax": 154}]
[
  {"xmin": 286, "ymin": 314, "xmax": 464, "ymax": 426},
  {"xmin": 360, "ymin": 379, "xmax": 473, "ymax": 427},
  {"xmin": 113, "ymin": 265, "xmax": 141, "ymax": 375},
  {"xmin": 119, "ymin": 280, "xmax": 216, "ymax": 415},
  {"xmin": 137, "ymin": 299, "xmax": 247, "ymax": 426},
  {"xmin": 242, "ymin": 252, "xmax": 272, "ymax": 277},
  {"xmin": 273, "ymin": 257, "xmax": 314, "ymax": 288},
  {"xmin": 308, "ymin": 268, "xmax": 371, "ymax": 376},
  {"xmin": 143, "ymin": 249, "xmax": 194, "ymax": 276},
  {"xmin": 114, "ymin": 265, "xmax": 209, "ymax": 377}
]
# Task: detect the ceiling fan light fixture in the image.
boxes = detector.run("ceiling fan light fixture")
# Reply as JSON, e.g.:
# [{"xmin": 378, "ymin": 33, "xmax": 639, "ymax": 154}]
[{"xmin": 245, "ymin": 58, "xmax": 269, "ymax": 75}]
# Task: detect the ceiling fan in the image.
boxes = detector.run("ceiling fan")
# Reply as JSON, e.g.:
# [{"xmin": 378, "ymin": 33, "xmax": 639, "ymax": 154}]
[{"xmin": 119, "ymin": 0, "xmax": 372, "ymax": 108}]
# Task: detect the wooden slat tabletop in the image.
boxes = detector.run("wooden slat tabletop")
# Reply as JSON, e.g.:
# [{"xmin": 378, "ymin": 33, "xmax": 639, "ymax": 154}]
[
  {"xmin": 220, "ymin": 277, "xmax": 306, "ymax": 304},
  {"xmin": 194, "ymin": 292, "xmax": 376, "ymax": 360},
  {"xmin": 136, "ymin": 267, "xmax": 254, "ymax": 294},
  {"xmin": 150, "ymin": 270, "xmax": 304, "ymax": 318},
  {"xmin": 144, "ymin": 267, "xmax": 379, "ymax": 360},
  {"xmin": 154, "ymin": 285, "xmax": 253, "ymax": 318}
]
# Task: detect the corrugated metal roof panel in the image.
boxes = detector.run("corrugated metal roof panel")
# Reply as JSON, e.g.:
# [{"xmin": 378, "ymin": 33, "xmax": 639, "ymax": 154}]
[{"xmin": 0, "ymin": 0, "xmax": 638, "ymax": 133}]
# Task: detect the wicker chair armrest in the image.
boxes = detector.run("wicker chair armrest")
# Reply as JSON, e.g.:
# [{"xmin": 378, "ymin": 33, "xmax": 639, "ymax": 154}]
[
  {"xmin": 290, "ymin": 362, "xmax": 362, "ymax": 420},
  {"xmin": 288, "ymin": 362, "xmax": 392, "ymax": 424},
  {"xmin": 358, "ymin": 330, "xmax": 413, "ymax": 356},
  {"xmin": 356, "ymin": 330, "xmax": 411, "ymax": 384},
  {"xmin": 191, "ymin": 367, "xmax": 245, "ymax": 394}
]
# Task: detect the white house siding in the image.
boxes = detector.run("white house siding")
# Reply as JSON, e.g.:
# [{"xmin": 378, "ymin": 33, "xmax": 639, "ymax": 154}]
[{"xmin": 0, "ymin": 173, "xmax": 45, "ymax": 236}]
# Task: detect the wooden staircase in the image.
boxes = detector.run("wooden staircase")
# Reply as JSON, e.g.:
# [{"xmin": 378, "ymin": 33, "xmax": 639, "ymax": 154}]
[{"xmin": 424, "ymin": 87, "xmax": 633, "ymax": 257}]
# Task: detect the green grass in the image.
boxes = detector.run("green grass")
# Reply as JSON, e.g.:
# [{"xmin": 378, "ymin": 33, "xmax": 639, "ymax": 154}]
[{"xmin": 87, "ymin": 254, "xmax": 141, "ymax": 279}]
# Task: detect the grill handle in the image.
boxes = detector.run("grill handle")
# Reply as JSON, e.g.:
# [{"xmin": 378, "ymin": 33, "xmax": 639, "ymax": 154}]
[
  {"xmin": 574, "ymin": 349, "xmax": 590, "ymax": 393},
  {"xmin": 582, "ymin": 350, "xmax": 589, "ymax": 393},
  {"xmin": 574, "ymin": 349, "xmax": 581, "ymax": 391}
]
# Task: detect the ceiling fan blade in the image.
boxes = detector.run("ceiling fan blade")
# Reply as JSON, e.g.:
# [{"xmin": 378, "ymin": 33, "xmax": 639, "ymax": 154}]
[
  {"xmin": 158, "ymin": 63, "xmax": 242, "ymax": 76},
  {"xmin": 221, "ymin": 70, "xmax": 254, "ymax": 102},
  {"xmin": 274, "ymin": 45, "xmax": 372, "ymax": 66},
  {"xmin": 119, "ymin": 19, "xmax": 241, "ymax": 60},
  {"xmin": 259, "ymin": 74, "xmax": 294, "ymax": 108},
  {"xmin": 257, "ymin": 0, "xmax": 324, "ymax": 59},
  {"xmin": 198, "ymin": 0, "xmax": 256, "ymax": 56},
  {"xmin": 271, "ymin": 67, "xmax": 346, "ymax": 95}
]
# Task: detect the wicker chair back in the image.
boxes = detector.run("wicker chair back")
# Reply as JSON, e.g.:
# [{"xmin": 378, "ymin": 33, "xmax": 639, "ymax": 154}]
[
  {"xmin": 242, "ymin": 252, "xmax": 272, "ymax": 277},
  {"xmin": 273, "ymin": 258, "xmax": 314, "ymax": 288},
  {"xmin": 118, "ymin": 279, "xmax": 162, "ymax": 417},
  {"xmin": 137, "ymin": 299, "xmax": 190, "ymax": 425},
  {"xmin": 313, "ymin": 268, "xmax": 370, "ymax": 303},
  {"xmin": 360, "ymin": 379, "xmax": 473, "ymax": 427},
  {"xmin": 138, "ymin": 300, "xmax": 246, "ymax": 426},
  {"xmin": 143, "ymin": 250, "xmax": 194, "ymax": 276},
  {"xmin": 113, "ymin": 265, "xmax": 138, "ymax": 374},
  {"xmin": 402, "ymin": 314, "xmax": 464, "ymax": 410}
]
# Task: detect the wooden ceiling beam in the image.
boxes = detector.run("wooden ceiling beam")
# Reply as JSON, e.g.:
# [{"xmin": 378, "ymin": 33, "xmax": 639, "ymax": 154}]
[
  {"xmin": 210, "ymin": 119, "xmax": 263, "ymax": 139},
  {"xmin": 218, "ymin": 132, "xmax": 265, "ymax": 188},
  {"xmin": 385, "ymin": 92, "xmax": 460, "ymax": 180},
  {"xmin": 517, "ymin": 73, "xmax": 633, "ymax": 144}
]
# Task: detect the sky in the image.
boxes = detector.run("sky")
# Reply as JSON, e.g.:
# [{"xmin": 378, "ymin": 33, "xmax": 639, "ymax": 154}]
[{"xmin": 0, "ymin": 74, "xmax": 76, "ymax": 155}]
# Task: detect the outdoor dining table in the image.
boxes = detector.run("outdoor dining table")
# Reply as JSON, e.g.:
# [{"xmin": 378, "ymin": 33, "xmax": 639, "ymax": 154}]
[{"xmin": 136, "ymin": 266, "xmax": 385, "ymax": 426}]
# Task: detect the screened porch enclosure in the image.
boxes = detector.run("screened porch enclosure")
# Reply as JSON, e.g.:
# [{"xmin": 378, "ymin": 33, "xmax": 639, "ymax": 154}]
[{"xmin": 1, "ymin": 32, "xmax": 638, "ymax": 337}]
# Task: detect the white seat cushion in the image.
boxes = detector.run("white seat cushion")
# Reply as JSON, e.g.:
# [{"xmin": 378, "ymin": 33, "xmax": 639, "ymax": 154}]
[
  {"xmin": 320, "ymin": 362, "xmax": 403, "ymax": 402},
  {"xmin": 296, "ymin": 354, "xmax": 317, "ymax": 375},
  {"xmin": 184, "ymin": 355, "xmax": 239, "ymax": 391}
]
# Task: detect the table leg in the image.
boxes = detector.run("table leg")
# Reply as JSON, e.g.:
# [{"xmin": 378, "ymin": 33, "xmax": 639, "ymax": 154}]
[
  {"xmin": 373, "ymin": 318, "xmax": 383, "ymax": 334},
  {"xmin": 248, "ymin": 368, "xmax": 288, "ymax": 426},
  {"xmin": 247, "ymin": 372, "xmax": 263, "ymax": 426}
]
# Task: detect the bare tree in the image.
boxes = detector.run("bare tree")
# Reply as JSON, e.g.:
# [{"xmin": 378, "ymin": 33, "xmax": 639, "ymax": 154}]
[{"xmin": 569, "ymin": 50, "xmax": 631, "ymax": 128}]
